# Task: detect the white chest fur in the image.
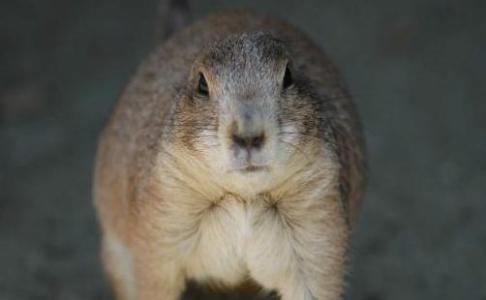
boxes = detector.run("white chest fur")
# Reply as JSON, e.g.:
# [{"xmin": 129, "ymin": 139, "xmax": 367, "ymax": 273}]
[
  {"xmin": 154, "ymin": 149, "xmax": 344, "ymax": 298},
  {"xmin": 183, "ymin": 196, "xmax": 262, "ymax": 285}
]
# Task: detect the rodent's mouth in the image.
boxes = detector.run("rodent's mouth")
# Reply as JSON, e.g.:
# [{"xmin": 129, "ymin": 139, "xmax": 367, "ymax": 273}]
[{"xmin": 230, "ymin": 165, "xmax": 270, "ymax": 174}]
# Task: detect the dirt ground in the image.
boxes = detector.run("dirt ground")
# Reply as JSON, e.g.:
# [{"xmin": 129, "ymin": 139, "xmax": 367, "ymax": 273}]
[{"xmin": 1, "ymin": 0, "xmax": 485, "ymax": 299}]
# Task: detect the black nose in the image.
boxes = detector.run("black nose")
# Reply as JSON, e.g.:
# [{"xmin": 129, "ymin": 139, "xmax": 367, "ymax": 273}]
[{"xmin": 232, "ymin": 133, "xmax": 265, "ymax": 150}]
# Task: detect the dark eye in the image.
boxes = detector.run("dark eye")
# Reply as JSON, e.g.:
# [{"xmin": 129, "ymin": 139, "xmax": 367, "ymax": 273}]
[
  {"xmin": 283, "ymin": 66, "xmax": 293, "ymax": 89},
  {"xmin": 197, "ymin": 73, "xmax": 209, "ymax": 96}
]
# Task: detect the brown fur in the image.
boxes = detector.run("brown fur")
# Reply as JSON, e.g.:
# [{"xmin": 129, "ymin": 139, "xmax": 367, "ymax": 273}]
[{"xmin": 94, "ymin": 10, "xmax": 366, "ymax": 300}]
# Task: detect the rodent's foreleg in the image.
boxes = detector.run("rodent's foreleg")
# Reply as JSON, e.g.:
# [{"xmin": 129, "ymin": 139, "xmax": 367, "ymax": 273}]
[
  {"xmin": 101, "ymin": 233, "xmax": 185, "ymax": 300},
  {"xmin": 246, "ymin": 195, "xmax": 348, "ymax": 300},
  {"xmin": 131, "ymin": 244, "xmax": 185, "ymax": 300},
  {"xmin": 101, "ymin": 235, "xmax": 137, "ymax": 300}
]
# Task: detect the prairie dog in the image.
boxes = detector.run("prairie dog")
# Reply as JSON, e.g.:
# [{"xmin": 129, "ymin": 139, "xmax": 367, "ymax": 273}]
[{"xmin": 94, "ymin": 9, "xmax": 366, "ymax": 300}]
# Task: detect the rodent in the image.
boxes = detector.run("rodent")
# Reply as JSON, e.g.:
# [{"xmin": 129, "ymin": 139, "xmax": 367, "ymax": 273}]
[{"xmin": 94, "ymin": 9, "xmax": 366, "ymax": 300}]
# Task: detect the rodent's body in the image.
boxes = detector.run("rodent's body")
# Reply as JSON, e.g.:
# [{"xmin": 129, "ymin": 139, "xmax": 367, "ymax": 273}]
[{"xmin": 94, "ymin": 10, "xmax": 365, "ymax": 300}]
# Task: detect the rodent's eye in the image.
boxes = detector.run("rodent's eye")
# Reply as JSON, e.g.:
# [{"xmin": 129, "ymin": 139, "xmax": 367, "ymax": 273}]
[
  {"xmin": 283, "ymin": 66, "xmax": 293, "ymax": 89},
  {"xmin": 197, "ymin": 73, "xmax": 209, "ymax": 96}
]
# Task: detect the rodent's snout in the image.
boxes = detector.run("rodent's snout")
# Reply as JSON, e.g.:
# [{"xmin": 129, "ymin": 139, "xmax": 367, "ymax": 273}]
[
  {"xmin": 227, "ymin": 109, "xmax": 267, "ymax": 152},
  {"xmin": 224, "ymin": 107, "xmax": 273, "ymax": 172}
]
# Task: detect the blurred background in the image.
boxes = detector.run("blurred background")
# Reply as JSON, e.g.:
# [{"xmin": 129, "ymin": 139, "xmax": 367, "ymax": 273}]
[{"xmin": 1, "ymin": 0, "xmax": 485, "ymax": 299}]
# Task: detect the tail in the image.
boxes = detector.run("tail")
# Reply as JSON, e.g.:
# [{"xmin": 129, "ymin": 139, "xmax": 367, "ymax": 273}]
[{"xmin": 155, "ymin": 0, "xmax": 192, "ymax": 41}]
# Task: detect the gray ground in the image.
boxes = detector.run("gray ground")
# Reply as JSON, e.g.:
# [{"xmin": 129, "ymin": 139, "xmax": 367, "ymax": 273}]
[{"xmin": 1, "ymin": 0, "xmax": 485, "ymax": 299}]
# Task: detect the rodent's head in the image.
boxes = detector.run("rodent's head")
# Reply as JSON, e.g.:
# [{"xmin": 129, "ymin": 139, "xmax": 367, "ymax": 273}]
[{"xmin": 169, "ymin": 32, "xmax": 335, "ymax": 194}]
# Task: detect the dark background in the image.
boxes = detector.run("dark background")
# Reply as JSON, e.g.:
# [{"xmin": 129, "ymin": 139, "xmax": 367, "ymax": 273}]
[{"xmin": 1, "ymin": 0, "xmax": 485, "ymax": 299}]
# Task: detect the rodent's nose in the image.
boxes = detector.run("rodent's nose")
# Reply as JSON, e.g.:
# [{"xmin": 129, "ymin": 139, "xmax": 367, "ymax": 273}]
[
  {"xmin": 229, "ymin": 106, "xmax": 266, "ymax": 151},
  {"xmin": 232, "ymin": 133, "xmax": 265, "ymax": 150}
]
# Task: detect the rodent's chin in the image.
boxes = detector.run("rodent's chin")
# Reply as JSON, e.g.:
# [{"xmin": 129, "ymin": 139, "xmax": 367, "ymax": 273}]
[{"xmin": 221, "ymin": 166, "xmax": 273, "ymax": 196}]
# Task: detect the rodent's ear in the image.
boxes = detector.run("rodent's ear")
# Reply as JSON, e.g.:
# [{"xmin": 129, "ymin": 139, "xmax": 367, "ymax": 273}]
[{"xmin": 282, "ymin": 64, "xmax": 293, "ymax": 89}]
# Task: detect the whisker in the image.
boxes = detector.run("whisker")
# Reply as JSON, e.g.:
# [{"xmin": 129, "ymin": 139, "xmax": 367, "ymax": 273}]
[
  {"xmin": 278, "ymin": 139, "xmax": 308, "ymax": 157},
  {"xmin": 278, "ymin": 131, "xmax": 323, "ymax": 142}
]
